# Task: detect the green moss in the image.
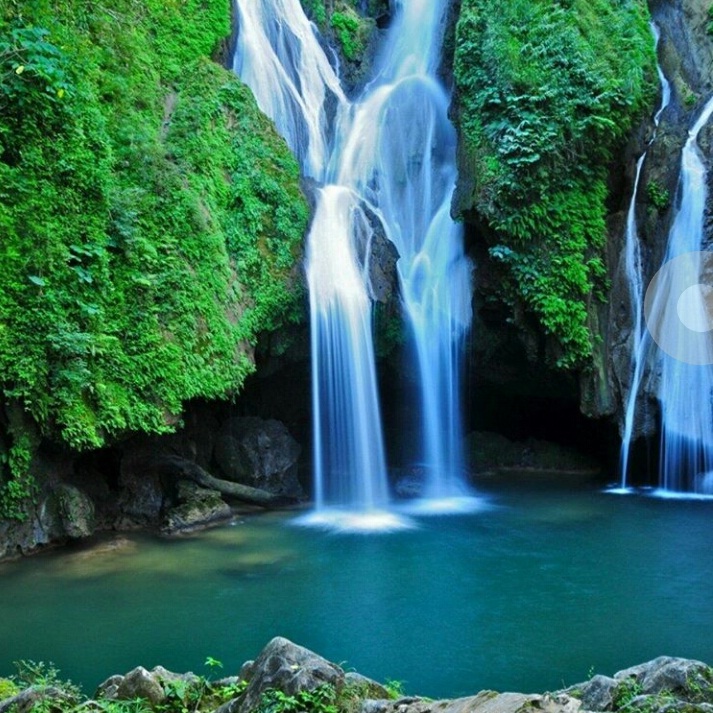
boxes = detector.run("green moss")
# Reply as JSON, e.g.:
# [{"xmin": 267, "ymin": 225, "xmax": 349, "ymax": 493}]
[
  {"xmin": 646, "ymin": 180, "xmax": 670, "ymax": 211},
  {"xmin": 330, "ymin": 8, "xmax": 368, "ymax": 61},
  {"xmin": 0, "ymin": 677, "xmax": 20, "ymax": 700},
  {"xmin": 301, "ymin": 0, "xmax": 328, "ymax": 27},
  {"xmin": 454, "ymin": 0, "xmax": 656, "ymax": 368},
  {"xmin": 0, "ymin": 0, "xmax": 308, "ymax": 489}
]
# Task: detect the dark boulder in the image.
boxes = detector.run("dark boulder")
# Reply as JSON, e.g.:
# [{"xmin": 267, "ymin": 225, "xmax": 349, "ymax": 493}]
[{"xmin": 214, "ymin": 418, "xmax": 302, "ymax": 498}]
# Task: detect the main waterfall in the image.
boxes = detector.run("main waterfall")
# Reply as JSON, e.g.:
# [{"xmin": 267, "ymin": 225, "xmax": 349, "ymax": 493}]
[{"xmin": 234, "ymin": 0, "xmax": 474, "ymax": 528}]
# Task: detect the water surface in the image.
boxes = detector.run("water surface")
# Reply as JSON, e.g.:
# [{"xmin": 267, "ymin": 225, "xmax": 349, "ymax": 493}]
[{"xmin": 1, "ymin": 476, "xmax": 713, "ymax": 699}]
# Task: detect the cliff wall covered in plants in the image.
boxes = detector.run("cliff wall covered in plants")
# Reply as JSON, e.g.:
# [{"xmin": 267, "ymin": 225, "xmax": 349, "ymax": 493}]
[
  {"xmin": 0, "ymin": 0, "xmax": 309, "ymax": 519},
  {"xmin": 452, "ymin": 0, "xmax": 657, "ymax": 372}
]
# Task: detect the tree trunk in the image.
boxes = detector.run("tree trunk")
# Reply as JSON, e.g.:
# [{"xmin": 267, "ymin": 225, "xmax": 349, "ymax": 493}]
[{"xmin": 153, "ymin": 455, "xmax": 296, "ymax": 507}]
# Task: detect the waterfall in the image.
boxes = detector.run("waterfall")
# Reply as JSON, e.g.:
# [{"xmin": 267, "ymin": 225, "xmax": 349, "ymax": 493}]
[
  {"xmin": 235, "ymin": 0, "xmax": 476, "ymax": 527},
  {"xmin": 332, "ymin": 1, "xmax": 475, "ymax": 509},
  {"xmin": 617, "ymin": 24, "xmax": 671, "ymax": 491},
  {"xmin": 232, "ymin": 0, "xmax": 346, "ymax": 178},
  {"xmin": 647, "ymin": 96, "xmax": 713, "ymax": 495}
]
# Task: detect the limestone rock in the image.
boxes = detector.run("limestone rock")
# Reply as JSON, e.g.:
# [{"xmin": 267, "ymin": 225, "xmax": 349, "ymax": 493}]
[
  {"xmin": 214, "ymin": 418, "xmax": 302, "ymax": 498},
  {"xmin": 118, "ymin": 445, "xmax": 165, "ymax": 523},
  {"xmin": 362, "ymin": 691, "xmax": 583, "ymax": 713},
  {"xmin": 237, "ymin": 637, "xmax": 345, "ymax": 713},
  {"xmin": 0, "ymin": 686, "xmax": 69, "ymax": 713},
  {"xmin": 115, "ymin": 667, "xmax": 165, "ymax": 706},
  {"xmin": 614, "ymin": 657, "xmax": 713, "ymax": 698},
  {"xmin": 95, "ymin": 675, "xmax": 124, "ymax": 700},
  {"xmin": 345, "ymin": 671, "xmax": 391, "ymax": 700},
  {"xmin": 564, "ymin": 675, "xmax": 618, "ymax": 711}
]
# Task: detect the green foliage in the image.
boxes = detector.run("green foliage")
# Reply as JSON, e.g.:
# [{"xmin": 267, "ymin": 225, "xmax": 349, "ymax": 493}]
[
  {"xmin": 646, "ymin": 180, "xmax": 670, "ymax": 211},
  {"xmin": 258, "ymin": 685, "xmax": 338, "ymax": 713},
  {"xmin": 203, "ymin": 658, "xmax": 223, "ymax": 675},
  {"xmin": 0, "ymin": 1, "xmax": 308, "ymax": 453},
  {"xmin": 301, "ymin": 0, "xmax": 328, "ymax": 27},
  {"xmin": 11, "ymin": 660, "xmax": 83, "ymax": 713},
  {"xmin": 96, "ymin": 698, "xmax": 154, "ymax": 713},
  {"xmin": 613, "ymin": 679, "xmax": 645, "ymax": 710},
  {"xmin": 0, "ymin": 677, "xmax": 20, "ymax": 700},
  {"xmin": 0, "ymin": 427, "xmax": 38, "ymax": 521},
  {"xmin": 383, "ymin": 680, "xmax": 406, "ymax": 700},
  {"xmin": 454, "ymin": 0, "xmax": 656, "ymax": 367},
  {"xmin": 707, "ymin": 5, "xmax": 713, "ymax": 35},
  {"xmin": 330, "ymin": 9, "xmax": 366, "ymax": 62},
  {"xmin": 373, "ymin": 303, "xmax": 405, "ymax": 358}
]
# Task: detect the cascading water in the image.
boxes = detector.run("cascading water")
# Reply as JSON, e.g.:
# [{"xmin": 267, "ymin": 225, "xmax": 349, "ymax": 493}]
[
  {"xmin": 234, "ymin": 0, "xmax": 475, "ymax": 527},
  {"xmin": 331, "ymin": 1, "xmax": 475, "ymax": 509},
  {"xmin": 233, "ymin": 0, "xmax": 346, "ymax": 179},
  {"xmin": 646, "ymin": 95, "xmax": 713, "ymax": 495},
  {"xmin": 617, "ymin": 24, "xmax": 671, "ymax": 491}
]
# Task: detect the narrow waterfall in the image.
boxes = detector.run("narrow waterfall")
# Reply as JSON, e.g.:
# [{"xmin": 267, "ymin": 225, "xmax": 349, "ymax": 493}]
[
  {"xmin": 618, "ymin": 24, "xmax": 671, "ymax": 491},
  {"xmin": 234, "ymin": 0, "xmax": 474, "ymax": 527},
  {"xmin": 647, "ymin": 96, "xmax": 713, "ymax": 494}
]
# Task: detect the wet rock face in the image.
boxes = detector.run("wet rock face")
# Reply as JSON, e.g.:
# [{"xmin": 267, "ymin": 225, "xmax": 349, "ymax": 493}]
[
  {"xmin": 652, "ymin": 0, "xmax": 713, "ymax": 98},
  {"xmin": 214, "ymin": 417, "xmax": 303, "ymax": 498},
  {"xmin": 582, "ymin": 0, "xmax": 713, "ymax": 440}
]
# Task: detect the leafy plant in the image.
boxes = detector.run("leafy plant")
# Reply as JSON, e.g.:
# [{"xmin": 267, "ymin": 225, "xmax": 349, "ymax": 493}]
[
  {"xmin": 330, "ymin": 10, "xmax": 365, "ymax": 61},
  {"xmin": 613, "ymin": 678, "xmax": 644, "ymax": 710},
  {"xmin": 453, "ymin": 0, "xmax": 656, "ymax": 368},
  {"xmin": 0, "ymin": 678, "xmax": 20, "ymax": 700},
  {"xmin": 258, "ymin": 685, "xmax": 339, "ymax": 713},
  {"xmin": 11, "ymin": 660, "xmax": 83, "ymax": 713},
  {"xmin": 646, "ymin": 180, "xmax": 670, "ymax": 211},
  {"xmin": 384, "ymin": 679, "xmax": 406, "ymax": 700}
]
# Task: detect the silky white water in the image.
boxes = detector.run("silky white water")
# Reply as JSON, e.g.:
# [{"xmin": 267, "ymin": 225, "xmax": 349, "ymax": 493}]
[
  {"xmin": 618, "ymin": 24, "xmax": 671, "ymax": 490},
  {"xmin": 234, "ymin": 1, "xmax": 474, "ymax": 526},
  {"xmin": 648, "ymin": 96, "xmax": 713, "ymax": 493}
]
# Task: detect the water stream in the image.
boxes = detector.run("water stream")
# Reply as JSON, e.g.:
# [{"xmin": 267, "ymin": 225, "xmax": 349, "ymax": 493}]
[
  {"xmin": 618, "ymin": 24, "xmax": 671, "ymax": 491},
  {"xmin": 648, "ymin": 95, "xmax": 713, "ymax": 493},
  {"xmin": 234, "ymin": 0, "xmax": 475, "ymax": 526}
]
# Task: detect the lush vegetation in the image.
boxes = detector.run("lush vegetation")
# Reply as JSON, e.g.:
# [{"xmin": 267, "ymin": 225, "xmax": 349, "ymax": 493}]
[
  {"xmin": 0, "ymin": 0, "xmax": 308, "ymax": 516},
  {"xmin": 454, "ymin": 0, "xmax": 656, "ymax": 367},
  {"xmin": 299, "ymin": 0, "xmax": 386, "ymax": 66}
]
